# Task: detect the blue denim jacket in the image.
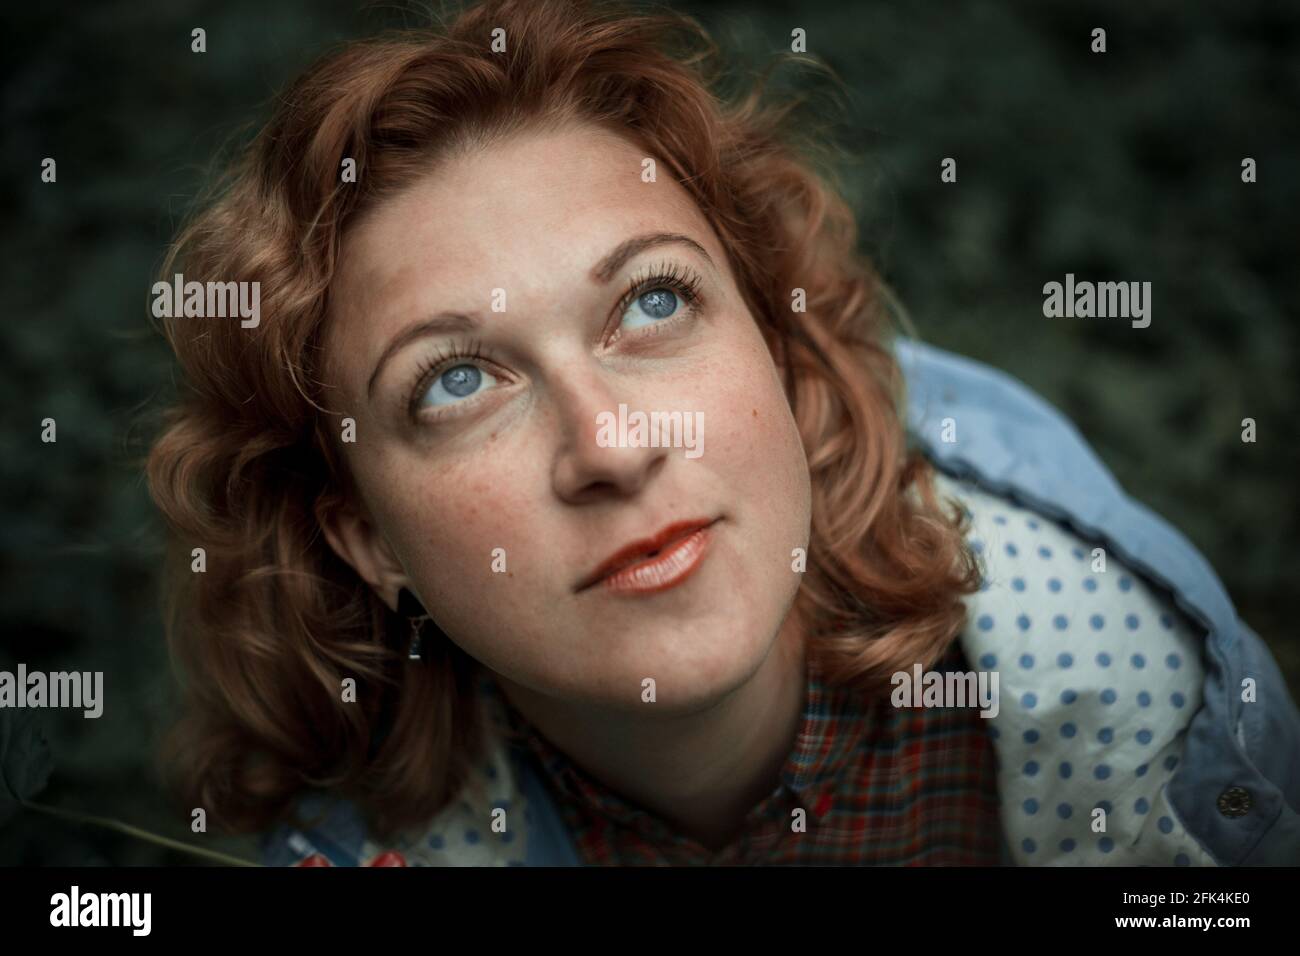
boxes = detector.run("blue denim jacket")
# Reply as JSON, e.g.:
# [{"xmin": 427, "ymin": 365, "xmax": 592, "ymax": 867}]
[{"xmin": 261, "ymin": 338, "xmax": 1300, "ymax": 866}]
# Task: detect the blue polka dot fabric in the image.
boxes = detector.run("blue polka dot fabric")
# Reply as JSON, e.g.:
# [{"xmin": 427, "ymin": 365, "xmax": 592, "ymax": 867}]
[
  {"xmin": 345, "ymin": 692, "xmax": 532, "ymax": 866},
  {"xmin": 934, "ymin": 472, "xmax": 1217, "ymax": 866}
]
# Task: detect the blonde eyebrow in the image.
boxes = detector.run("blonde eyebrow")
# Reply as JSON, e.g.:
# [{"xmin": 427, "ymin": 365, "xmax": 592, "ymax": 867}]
[
  {"xmin": 367, "ymin": 312, "xmax": 478, "ymax": 399},
  {"xmin": 589, "ymin": 231, "xmax": 713, "ymax": 284}
]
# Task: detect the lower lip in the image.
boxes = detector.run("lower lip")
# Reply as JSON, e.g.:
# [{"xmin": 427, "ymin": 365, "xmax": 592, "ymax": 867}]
[{"xmin": 597, "ymin": 523, "xmax": 716, "ymax": 595}]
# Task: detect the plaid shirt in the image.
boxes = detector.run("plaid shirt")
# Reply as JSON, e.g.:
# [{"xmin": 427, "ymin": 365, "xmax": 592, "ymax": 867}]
[{"xmin": 491, "ymin": 642, "xmax": 1005, "ymax": 865}]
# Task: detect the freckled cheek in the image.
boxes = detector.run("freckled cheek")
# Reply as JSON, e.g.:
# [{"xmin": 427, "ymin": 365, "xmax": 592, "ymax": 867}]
[
  {"xmin": 696, "ymin": 347, "xmax": 807, "ymax": 498},
  {"xmin": 392, "ymin": 455, "xmax": 543, "ymax": 621}
]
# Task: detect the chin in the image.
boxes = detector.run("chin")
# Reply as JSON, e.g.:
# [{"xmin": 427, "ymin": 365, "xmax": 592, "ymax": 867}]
[{"xmin": 589, "ymin": 612, "xmax": 776, "ymax": 713}]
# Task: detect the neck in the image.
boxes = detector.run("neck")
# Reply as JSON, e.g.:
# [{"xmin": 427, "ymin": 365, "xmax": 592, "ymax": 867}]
[{"xmin": 497, "ymin": 602, "xmax": 808, "ymax": 852}]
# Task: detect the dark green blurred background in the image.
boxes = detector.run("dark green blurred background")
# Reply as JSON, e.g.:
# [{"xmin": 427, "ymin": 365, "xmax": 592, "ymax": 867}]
[{"xmin": 1, "ymin": 0, "xmax": 1296, "ymax": 865}]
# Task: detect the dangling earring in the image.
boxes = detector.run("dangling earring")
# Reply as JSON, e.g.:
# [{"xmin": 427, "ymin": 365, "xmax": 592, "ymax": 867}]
[{"xmin": 396, "ymin": 586, "xmax": 435, "ymax": 662}]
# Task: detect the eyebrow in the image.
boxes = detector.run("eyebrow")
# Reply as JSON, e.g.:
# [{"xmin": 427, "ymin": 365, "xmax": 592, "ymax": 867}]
[
  {"xmin": 589, "ymin": 231, "xmax": 713, "ymax": 284},
  {"xmin": 366, "ymin": 231, "xmax": 715, "ymax": 399}
]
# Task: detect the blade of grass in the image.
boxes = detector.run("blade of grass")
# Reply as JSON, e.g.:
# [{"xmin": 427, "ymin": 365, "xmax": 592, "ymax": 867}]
[{"xmin": 20, "ymin": 799, "xmax": 260, "ymax": 867}]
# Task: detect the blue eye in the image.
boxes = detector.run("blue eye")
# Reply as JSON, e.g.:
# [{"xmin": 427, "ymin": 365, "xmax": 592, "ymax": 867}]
[
  {"xmin": 620, "ymin": 287, "xmax": 681, "ymax": 330},
  {"xmin": 419, "ymin": 362, "xmax": 497, "ymax": 408}
]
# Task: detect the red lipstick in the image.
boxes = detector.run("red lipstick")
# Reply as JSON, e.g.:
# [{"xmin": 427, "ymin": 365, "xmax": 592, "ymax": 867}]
[{"xmin": 576, "ymin": 518, "xmax": 719, "ymax": 595}]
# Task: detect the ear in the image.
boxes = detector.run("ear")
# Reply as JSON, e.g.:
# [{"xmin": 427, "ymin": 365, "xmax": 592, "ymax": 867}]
[{"xmin": 318, "ymin": 497, "xmax": 410, "ymax": 613}]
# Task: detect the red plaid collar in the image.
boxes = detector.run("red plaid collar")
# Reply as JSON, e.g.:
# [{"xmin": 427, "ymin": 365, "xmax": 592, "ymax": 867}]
[{"xmin": 480, "ymin": 655, "xmax": 873, "ymax": 838}]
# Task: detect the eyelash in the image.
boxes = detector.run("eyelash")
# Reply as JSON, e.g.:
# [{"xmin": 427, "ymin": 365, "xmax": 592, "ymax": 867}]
[
  {"xmin": 610, "ymin": 260, "xmax": 705, "ymax": 340},
  {"xmin": 405, "ymin": 262, "xmax": 706, "ymax": 419},
  {"xmin": 405, "ymin": 338, "xmax": 493, "ymax": 418}
]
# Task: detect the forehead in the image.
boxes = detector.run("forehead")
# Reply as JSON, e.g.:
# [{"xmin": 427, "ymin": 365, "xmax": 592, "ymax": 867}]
[{"xmin": 325, "ymin": 121, "xmax": 717, "ymax": 385}]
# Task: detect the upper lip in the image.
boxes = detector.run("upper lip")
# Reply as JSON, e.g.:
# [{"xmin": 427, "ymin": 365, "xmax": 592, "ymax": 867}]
[{"xmin": 575, "ymin": 517, "xmax": 718, "ymax": 592}]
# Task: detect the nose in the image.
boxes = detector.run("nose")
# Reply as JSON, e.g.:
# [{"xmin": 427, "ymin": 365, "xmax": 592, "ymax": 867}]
[{"xmin": 550, "ymin": 368, "xmax": 669, "ymax": 505}]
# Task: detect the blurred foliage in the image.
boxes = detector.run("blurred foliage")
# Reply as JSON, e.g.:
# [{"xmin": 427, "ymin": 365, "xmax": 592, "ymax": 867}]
[{"xmin": 0, "ymin": 0, "xmax": 1295, "ymax": 865}]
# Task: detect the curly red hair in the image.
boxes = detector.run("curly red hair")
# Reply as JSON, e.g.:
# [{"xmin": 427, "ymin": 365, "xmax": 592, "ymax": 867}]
[{"xmin": 147, "ymin": 0, "xmax": 979, "ymax": 840}]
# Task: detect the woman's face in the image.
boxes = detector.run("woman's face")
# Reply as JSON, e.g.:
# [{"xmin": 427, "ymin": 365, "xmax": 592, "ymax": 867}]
[{"xmin": 322, "ymin": 121, "xmax": 811, "ymax": 714}]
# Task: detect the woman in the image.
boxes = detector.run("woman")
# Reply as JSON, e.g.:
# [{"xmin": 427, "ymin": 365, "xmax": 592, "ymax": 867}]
[{"xmin": 146, "ymin": 0, "xmax": 1300, "ymax": 866}]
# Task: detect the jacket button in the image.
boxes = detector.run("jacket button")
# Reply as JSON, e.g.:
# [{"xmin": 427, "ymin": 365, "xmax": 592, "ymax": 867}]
[{"xmin": 1216, "ymin": 786, "xmax": 1252, "ymax": 817}]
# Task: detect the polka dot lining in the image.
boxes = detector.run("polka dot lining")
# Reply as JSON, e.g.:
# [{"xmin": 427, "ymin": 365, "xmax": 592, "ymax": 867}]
[
  {"xmin": 935, "ymin": 472, "xmax": 1217, "ymax": 867},
  {"xmin": 349, "ymin": 686, "xmax": 533, "ymax": 866}
]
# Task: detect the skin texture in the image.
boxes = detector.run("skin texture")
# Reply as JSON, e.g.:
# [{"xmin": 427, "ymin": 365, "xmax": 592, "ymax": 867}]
[{"xmin": 320, "ymin": 121, "xmax": 814, "ymax": 849}]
